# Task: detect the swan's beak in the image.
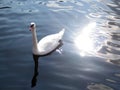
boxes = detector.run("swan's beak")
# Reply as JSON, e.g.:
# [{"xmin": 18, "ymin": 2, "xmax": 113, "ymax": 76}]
[
  {"xmin": 29, "ymin": 27, "xmax": 32, "ymax": 31},
  {"xmin": 29, "ymin": 26, "xmax": 32, "ymax": 31},
  {"xmin": 29, "ymin": 22, "xmax": 35, "ymax": 31},
  {"xmin": 29, "ymin": 25, "xmax": 32, "ymax": 31}
]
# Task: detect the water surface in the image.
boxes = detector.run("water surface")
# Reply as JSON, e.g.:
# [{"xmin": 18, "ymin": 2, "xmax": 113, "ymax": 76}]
[{"xmin": 0, "ymin": 0, "xmax": 120, "ymax": 90}]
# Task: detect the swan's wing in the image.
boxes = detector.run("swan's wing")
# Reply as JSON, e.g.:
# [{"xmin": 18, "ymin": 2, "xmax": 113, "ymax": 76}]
[
  {"xmin": 37, "ymin": 29, "xmax": 65, "ymax": 55},
  {"xmin": 37, "ymin": 34, "xmax": 60, "ymax": 53}
]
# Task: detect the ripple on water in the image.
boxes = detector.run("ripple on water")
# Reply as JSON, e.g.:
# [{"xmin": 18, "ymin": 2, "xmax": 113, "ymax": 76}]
[
  {"xmin": 106, "ymin": 79, "xmax": 117, "ymax": 83},
  {"xmin": 107, "ymin": 15, "xmax": 120, "ymax": 21},
  {"xmin": 87, "ymin": 84, "xmax": 114, "ymax": 90},
  {"xmin": 90, "ymin": 0, "xmax": 120, "ymax": 65},
  {"xmin": 107, "ymin": 3, "xmax": 119, "ymax": 8},
  {"xmin": 108, "ymin": 59, "xmax": 120, "ymax": 66},
  {"xmin": 88, "ymin": 13, "xmax": 101, "ymax": 18},
  {"xmin": 115, "ymin": 73, "xmax": 120, "ymax": 77}
]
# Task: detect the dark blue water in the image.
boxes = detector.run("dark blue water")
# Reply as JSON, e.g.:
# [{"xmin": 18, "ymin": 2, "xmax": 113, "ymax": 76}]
[{"xmin": 0, "ymin": 0, "xmax": 120, "ymax": 90}]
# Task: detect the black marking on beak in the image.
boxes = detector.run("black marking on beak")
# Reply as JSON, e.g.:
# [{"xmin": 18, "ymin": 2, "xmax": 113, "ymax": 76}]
[{"xmin": 30, "ymin": 24, "xmax": 34, "ymax": 28}]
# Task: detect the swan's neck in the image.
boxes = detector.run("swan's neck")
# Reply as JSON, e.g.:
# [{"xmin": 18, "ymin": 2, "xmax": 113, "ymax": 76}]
[{"xmin": 31, "ymin": 29, "xmax": 38, "ymax": 50}]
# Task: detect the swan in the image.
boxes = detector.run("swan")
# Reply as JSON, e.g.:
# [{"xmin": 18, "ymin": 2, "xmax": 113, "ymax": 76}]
[{"xmin": 29, "ymin": 22, "xmax": 65, "ymax": 56}]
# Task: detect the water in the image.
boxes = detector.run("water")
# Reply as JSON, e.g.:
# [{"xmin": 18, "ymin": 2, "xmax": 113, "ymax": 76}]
[{"xmin": 0, "ymin": 0, "xmax": 120, "ymax": 90}]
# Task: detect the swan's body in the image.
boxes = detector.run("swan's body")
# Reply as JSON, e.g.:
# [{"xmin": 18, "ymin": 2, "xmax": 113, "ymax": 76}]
[{"xmin": 30, "ymin": 22, "xmax": 65, "ymax": 55}]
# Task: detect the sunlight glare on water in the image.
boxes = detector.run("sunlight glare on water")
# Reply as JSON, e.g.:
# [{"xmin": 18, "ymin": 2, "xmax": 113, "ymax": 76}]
[{"xmin": 74, "ymin": 22, "xmax": 97, "ymax": 56}]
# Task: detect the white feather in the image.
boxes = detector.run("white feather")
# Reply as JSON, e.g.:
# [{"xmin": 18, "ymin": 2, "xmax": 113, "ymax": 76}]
[{"xmin": 30, "ymin": 24, "xmax": 65, "ymax": 55}]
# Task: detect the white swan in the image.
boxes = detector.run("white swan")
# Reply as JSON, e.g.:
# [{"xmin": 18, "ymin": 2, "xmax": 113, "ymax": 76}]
[{"xmin": 29, "ymin": 22, "xmax": 65, "ymax": 56}]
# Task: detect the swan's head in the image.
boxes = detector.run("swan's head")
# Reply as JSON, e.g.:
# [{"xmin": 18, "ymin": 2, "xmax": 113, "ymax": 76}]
[{"xmin": 29, "ymin": 22, "xmax": 36, "ymax": 31}]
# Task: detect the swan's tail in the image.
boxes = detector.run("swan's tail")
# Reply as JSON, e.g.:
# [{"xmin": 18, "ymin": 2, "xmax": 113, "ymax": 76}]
[{"xmin": 58, "ymin": 28, "xmax": 65, "ymax": 39}]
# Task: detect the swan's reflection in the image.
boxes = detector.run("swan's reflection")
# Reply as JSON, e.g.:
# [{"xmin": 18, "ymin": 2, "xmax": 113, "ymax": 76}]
[
  {"xmin": 31, "ymin": 40, "xmax": 63, "ymax": 88},
  {"xmin": 31, "ymin": 54, "xmax": 39, "ymax": 87}
]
